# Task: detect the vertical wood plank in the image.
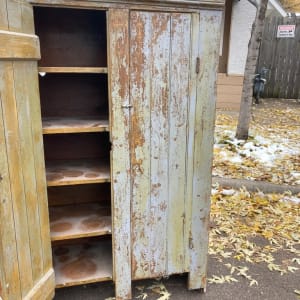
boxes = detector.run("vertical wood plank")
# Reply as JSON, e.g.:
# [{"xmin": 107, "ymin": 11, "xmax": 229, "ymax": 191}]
[
  {"xmin": 6, "ymin": 0, "xmax": 22, "ymax": 32},
  {"xmin": 25, "ymin": 61, "xmax": 53, "ymax": 274},
  {"xmin": 13, "ymin": 61, "xmax": 44, "ymax": 283},
  {"xmin": 148, "ymin": 12, "xmax": 170, "ymax": 277},
  {"xmin": 20, "ymin": 0, "xmax": 35, "ymax": 34},
  {"xmin": 188, "ymin": 10, "xmax": 222, "ymax": 291},
  {"xmin": 108, "ymin": 8, "xmax": 132, "ymax": 300},
  {"xmin": 0, "ymin": 63, "xmax": 21, "ymax": 300},
  {"xmin": 130, "ymin": 11, "xmax": 152, "ymax": 280},
  {"xmin": 0, "ymin": 5, "xmax": 9, "ymax": 296},
  {"xmin": 0, "ymin": 0, "xmax": 8, "ymax": 30},
  {"xmin": 184, "ymin": 12, "xmax": 200, "ymax": 273},
  {"xmin": 0, "ymin": 61, "xmax": 33, "ymax": 298},
  {"xmin": 167, "ymin": 13, "xmax": 191, "ymax": 275},
  {"xmin": 258, "ymin": 16, "xmax": 300, "ymax": 99}
]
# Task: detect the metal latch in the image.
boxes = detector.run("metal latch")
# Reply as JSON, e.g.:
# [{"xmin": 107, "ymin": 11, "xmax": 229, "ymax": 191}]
[{"xmin": 121, "ymin": 104, "xmax": 133, "ymax": 109}]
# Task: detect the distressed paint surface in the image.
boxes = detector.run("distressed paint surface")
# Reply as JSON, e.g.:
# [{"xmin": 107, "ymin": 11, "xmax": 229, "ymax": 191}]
[
  {"xmin": 130, "ymin": 11, "xmax": 152, "ymax": 279},
  {"xmin": 148, "ymin": 12, "xmax": 170, "ymax": 277},
  {"xmin": 184, "ymin": 13, "xmax": 200, "ymax": 272},
  {"xmin": 130, "ymin": 11, "xmax": 196, "ymax": 279},
  {"xmin": 109, "ymin": 9, "xmax": 132, "ymax": 300},
  {"xmin": 167, "ymin": 13, "xmax": 191, "ymax": 274},
  {"xmin": 131, "ymin": 11, "xmax": 172, "ymax": 279},
  {"xmin": 188, "ymin": 10, "xmax": 222, "ymax": 290}
]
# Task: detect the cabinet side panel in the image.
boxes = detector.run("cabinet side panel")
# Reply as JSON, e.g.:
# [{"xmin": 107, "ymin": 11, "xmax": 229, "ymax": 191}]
[
  {"xmin": 167, "ymin": 12, "xmax": 191, "ymax": 275},
  {"xmin": 0, "ymin": 62, "xmax": 21, "ymax": 300},
  {"xmin": 109, "ymin": 8, "xmax": 132, "ymax": 300},
  {"xmin": 188, "ymin": 10, "xmax": 222, "ymax": 290}
]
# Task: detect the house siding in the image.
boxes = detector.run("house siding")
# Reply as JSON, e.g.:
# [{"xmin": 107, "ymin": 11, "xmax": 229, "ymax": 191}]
[{"xmin": 227, "ymin": 0, "xmax": 256, "ymax": 75}]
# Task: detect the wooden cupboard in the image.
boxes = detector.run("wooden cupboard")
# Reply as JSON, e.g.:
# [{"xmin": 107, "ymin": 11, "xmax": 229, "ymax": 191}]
[{"xmin": 0, "ymin": 0, "xmax": 224, "ymax": 299}]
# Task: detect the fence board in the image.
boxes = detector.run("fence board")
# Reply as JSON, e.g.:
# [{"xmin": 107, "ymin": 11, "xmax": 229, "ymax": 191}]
[{"xmin": 258, "ymin": 16, "xmax": 300, "ymax": 99}]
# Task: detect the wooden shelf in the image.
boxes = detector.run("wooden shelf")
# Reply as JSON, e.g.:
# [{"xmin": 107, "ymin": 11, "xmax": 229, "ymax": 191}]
[
  {"xmin": 53, "ymin": 240, "xmax": 112, "ymax": 288},
  {"xmin": 46, "ymin": 160, "xmax": 110, "ymax": 187},
  {"xmin": 38, "ymin": 67, "xmax": 108, "ymax": 74},
  {"xmin": 49, "ymin": 204, "xmax": 111, "ymax": 241},
  {"xmin": 42, "ymin": 117, "xmax": 109, "ymax": 134}
]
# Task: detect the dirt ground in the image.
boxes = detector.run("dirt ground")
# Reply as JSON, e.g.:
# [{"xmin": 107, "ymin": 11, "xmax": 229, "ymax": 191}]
[{"xmin": 54, "ymin": 99, "xmax": 300, "ymax": 300}]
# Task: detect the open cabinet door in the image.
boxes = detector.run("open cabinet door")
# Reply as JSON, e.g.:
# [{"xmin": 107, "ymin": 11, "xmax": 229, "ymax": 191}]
[{"xmin": 0, "ymin": 1, "xmax": 55, "ymax": 300}]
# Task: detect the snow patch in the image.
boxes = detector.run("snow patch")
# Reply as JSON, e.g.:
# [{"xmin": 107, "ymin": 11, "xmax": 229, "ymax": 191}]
[{"xmin": 282, "ymin": 196, "xmax": 300, "ymax": 204}]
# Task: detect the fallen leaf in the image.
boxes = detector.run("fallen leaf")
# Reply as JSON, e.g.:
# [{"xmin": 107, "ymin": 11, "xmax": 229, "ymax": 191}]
[
  {"xmin": 287, "ymin": 266, "xmax": 299, "ymax": 273},
  {"xmin": 157, "ymin": 291, "xmax": 171, "ymax": 300},
  {"xmin": 136, "ymin": 293, "xmax": 148, "ymax": 300}
]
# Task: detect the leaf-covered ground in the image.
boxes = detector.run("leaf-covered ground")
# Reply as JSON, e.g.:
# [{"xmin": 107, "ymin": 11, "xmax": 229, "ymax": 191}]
[
  {"xmin": 209, "ymin": 187, "xmax": 299, "ymax": 287},
  {"xmin": 213, "ymin": 99, "xmax": 300, "ymax": 185},
  {"xmin": 209, "ymin": 99, "xmax": 300, "ymax": 298}
]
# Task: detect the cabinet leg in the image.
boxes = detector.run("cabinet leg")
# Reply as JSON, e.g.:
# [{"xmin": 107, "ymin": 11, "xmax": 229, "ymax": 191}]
[
  {"xmin": 187, "ymin": 271, "xmax": 207, "ymax": 292},
  {"xmin": 115, "ymin": 281, "xmax": 132, "ymax": 300}
]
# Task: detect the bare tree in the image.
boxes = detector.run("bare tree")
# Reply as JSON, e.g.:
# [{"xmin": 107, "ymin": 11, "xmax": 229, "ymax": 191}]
[{"xmin": 236, "ymin": 0, "xmax": 269, "ymax": 139}]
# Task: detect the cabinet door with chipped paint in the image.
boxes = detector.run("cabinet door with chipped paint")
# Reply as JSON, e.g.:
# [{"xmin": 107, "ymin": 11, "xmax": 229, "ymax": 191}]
[
  {"xmin": 110, "ymin": 8, "xmax": 221, "ymax": 296},
  {"xmin": 130, "ymin": 10, "xmax": 199, "ymax": 280},
  {"xmin": 0, "ymin": 1, "xmax": 54, "ymax": 299}
]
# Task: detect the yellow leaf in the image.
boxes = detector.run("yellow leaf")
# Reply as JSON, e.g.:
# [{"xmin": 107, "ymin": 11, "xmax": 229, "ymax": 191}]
[
  {"xmin": 262, "ymin": 230, "xmax": 273, "ymax": 239},
  {"xmin": 157, "ymin": 291, "xmax": 171, "ymax": 300},
  {"xmin": 292, "ymin": 258, "xmax": 300, "ymax": 265},
  {"xmin": 250, "ymin": 279, "xmax": 258, "ymax": 286},
  {"xmin": 287, "ymin": 266, "xmax": 299, "ymax": 273},
  {"xmin": 136, "ymin": 293, "xmax": 148, "ymax": 300}
]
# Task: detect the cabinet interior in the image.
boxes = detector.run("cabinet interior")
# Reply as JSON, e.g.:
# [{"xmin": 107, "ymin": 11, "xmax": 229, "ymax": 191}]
[{"xmin": 34, "ymin": 6, "xmax": 113, "ymax": 288}]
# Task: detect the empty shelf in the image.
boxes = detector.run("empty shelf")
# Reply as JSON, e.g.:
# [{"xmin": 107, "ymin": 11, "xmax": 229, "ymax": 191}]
[
  {"xmin": 53, "ymin": 240, "xmax": 112, "ymax": 288},
  {"xmin": 38, "ymin": 67, "xmax": 108, "ymax": 74},
  {"xmin": 42, "ymin": 117, "xmax": 109, "ymax": 134},
  {"xmin": 46, "ymin": 160, "xmax": 110, "ymax": 186},
  {"xmin": 50, "ymin": 203, "xmax": 111, "ymax": 241}
]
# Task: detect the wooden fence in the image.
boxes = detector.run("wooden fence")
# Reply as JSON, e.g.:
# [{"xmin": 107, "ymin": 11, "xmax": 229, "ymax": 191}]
[{"xmin": 257, "ymin": 16, "xmax": 300, "ymax": 99}]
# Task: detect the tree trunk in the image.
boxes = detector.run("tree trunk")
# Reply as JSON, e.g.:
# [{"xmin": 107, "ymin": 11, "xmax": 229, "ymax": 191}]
[{"xmin": 236, "ymin": 0, "xmax": 269, "ymax": 140}]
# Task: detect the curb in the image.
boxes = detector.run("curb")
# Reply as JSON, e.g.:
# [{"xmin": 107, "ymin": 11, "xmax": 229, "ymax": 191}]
[{"xmin": 212, "ymin": 177, "xmax": 300, "ymax": 195}]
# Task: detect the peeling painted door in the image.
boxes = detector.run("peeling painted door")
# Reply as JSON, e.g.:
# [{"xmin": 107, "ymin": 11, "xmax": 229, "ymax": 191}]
[{"xmin": 130, "ymin": 11, "xmax": 198, "ymax": 280}]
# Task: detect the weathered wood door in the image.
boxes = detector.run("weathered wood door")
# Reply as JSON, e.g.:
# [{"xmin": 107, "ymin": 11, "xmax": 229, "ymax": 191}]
[
  {"xmin": 0, "ymin": 1, "xmax": 55, "ymax": 299},
  {"xmin": 128, "ymin": 9, "xmax": 222, "ymax": 289},
  {"xmin": 129, "ymin": 11, "xmax": 197, "ymax": 280},
  {"xmin": 110, "ymin": 8, "xmax": 221, "ymax": 300}
]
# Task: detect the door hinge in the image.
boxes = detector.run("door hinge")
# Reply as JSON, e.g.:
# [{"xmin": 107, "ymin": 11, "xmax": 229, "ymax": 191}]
[{"xmin": 196, "ymin": 57, "xmax": 200, "ymax": 74}]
